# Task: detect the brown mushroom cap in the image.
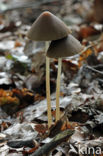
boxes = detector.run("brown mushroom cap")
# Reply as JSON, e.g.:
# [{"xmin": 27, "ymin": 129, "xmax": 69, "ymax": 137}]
[
  {"xmin": 27, "ymin": 11, "xmax": 71, "ymax": 41},
  {"xmin": 46, "ymin": 34, "xmax": 83, "ymax": 58}
]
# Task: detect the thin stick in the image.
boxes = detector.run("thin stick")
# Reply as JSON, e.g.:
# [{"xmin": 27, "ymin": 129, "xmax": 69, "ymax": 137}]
[
  {"xmin": 79, "ymin": 38, "xmax": 103, "ymax": 56},
  {"xmin": 46, "ymin": 42, "xmax": 52, "ymax": 128},
  {"xmin": 56, "ymin": 58, "xmax": 62, "ymax": 122},
  {"xmin": 67, "ymin": 38, "xmax": 103, "ymax": 60}
]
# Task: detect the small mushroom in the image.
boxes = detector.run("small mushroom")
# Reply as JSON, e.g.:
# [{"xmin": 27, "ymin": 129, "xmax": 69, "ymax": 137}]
[
  {"xmin": 27, "ymin": 11, "xmax": 71, "ymax": 41},
  {"xmin": 27, "ymin": 11, "xmax": 71, "ymax": 128},
  {"xmin": 47, "ymin": 35, "xmax": 83, "ymax": 122}
]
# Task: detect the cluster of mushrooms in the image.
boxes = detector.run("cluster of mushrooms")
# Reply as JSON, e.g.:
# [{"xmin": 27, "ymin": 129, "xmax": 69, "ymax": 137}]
[{"xmin": 27, "ymin": 11, "xmax": 83, "ymax": 128}]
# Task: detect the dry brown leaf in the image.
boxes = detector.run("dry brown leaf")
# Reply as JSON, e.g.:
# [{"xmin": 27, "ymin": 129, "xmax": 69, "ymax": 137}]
[
  {"xmin": 63, "ymin": 60, "xmax": 78, "ymax": 71},
  {"xmin": 0, "ymin": 88, "xmax": 34, "ymax": 108},
  {"xmin": 79, "ymin": 25, "xmax": 100, "ymax": 40},
  {"xmin": 78, "ymin": 48, "xmax": 93, "ymax": 67},
  {"xmin": 61, "ymin": 121, "xmax": 78, "ymax": 131},
  {"xmin": 35, "ymin": 124, "xmax": 48, "ymax": 134},
  {"xmin": 34, "ymin": 94, "xmax": 45, "ymax": 101},
  {"xmin": 14, "ymin": 40, "xmax": 22, "ymax": 48},
  {"xmin": 0, "ymin": 121, "xmax": 11, "ymax": 131},
  {"xmin": 25, "ymin": 146, "xmax": 39, "ymax": 154},
  {"xmin": 0, "ymin": 89, "xmax": 20, "ymax": 106},
  {"xmin": 23, "ymin": 141, "xmax": 39, "ymax": 155}
]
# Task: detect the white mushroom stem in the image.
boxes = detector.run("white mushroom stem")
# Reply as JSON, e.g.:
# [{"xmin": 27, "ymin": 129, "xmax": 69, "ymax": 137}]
[
  {"xmin": 45, "ymin": 42, "xmax": 52, "ymax": 128},
  {"xmin": 56, "ymin": 58, "xmax": 62, "ymax": 122}
]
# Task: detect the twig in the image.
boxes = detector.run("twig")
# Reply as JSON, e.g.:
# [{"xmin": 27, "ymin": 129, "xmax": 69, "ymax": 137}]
[
  {"xmin": 79, "ymin": 39, "xmax": 103, "ymax": 56},
  {"xmin": 86, "ymin": 65, "xmax": 103, "ymax": 75},
  {"xmin": 66, "ymin": 39, "xmax": 103, "ymax": 60},
  {"xmin": 32, "ymin": 129, "xmax": 74, "ymax": 156}
]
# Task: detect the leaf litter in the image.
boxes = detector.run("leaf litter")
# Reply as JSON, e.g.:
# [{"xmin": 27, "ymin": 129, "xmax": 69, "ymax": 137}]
[{"xmin": 1, "ymin": 0, "xmax": 103, "ymax": 155}]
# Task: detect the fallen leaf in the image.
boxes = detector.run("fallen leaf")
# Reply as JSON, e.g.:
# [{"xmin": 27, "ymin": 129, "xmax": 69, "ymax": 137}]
[
  {"xmin": 14, "ymin": 41, "xmax": 22, "ymax": 48},
  {"xmin": 78, "ymin": 25, "xmax": 100, "ymax": 40},
  {"xmin": 34, "ymin": 94, "xmax": 45, "ymax": 101},
  {"xmin": 78, "ymin": 48, "xmax": 93, "ymax": 67},
  {"xmin": 35, "ymin": 124, "xmax": 48, "ymax": 135}
]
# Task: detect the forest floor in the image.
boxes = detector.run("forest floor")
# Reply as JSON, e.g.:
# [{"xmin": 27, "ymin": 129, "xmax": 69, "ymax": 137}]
[{"xmin": 0, "ymin": 0, "xmax": 103, "ymax": 155}]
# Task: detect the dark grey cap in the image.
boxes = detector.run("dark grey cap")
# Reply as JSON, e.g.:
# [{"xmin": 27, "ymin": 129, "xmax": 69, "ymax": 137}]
[
  {"xmin": 46, "ymin": 34, "xmax": 83, "ymax": 58},
  {"xmin": 27, "ymin": 11, "xmax": 71, "ymax": 41}
]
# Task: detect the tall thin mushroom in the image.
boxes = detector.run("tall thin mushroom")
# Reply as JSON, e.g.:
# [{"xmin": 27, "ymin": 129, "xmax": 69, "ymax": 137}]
[
  {"xmin": 27, "ymin": 11, "xmax": 71, "ymax": 128},
  {"xmin": 47, "ymin": 34, "xmax": 83, "ymax": 122}
]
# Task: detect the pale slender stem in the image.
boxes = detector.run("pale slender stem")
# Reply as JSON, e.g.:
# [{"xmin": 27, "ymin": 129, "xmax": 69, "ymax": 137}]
[
  {"xmin": 45, "ymin": 42, "xmax": 52, "ymax": 128},
  {"xmin": 56, "ymin": 58, "xmax": 62, "ymax": 122}
]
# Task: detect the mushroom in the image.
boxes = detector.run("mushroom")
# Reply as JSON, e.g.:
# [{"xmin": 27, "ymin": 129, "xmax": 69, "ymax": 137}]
[
  {"xmin": 27, "ymin": 11, "xmax": 71, "ymax": 128},
  {"xmin": 47, "ymin": 34, "xmax": 83, "ymax": 122}
]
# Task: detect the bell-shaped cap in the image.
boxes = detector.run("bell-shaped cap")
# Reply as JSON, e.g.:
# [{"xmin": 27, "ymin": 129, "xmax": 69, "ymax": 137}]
[
  {"xmin": 27, "ymin": 11, "xmax": 71, "ymax": 41},
  {"xmin": 47, "ymin": 34, "xmax": 83, "ymax": 58}
]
